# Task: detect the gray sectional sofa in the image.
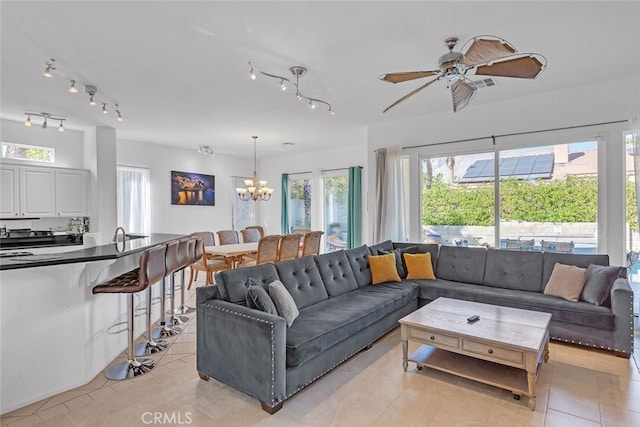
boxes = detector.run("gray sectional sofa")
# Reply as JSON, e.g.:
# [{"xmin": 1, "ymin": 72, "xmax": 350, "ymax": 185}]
[{"xmin": 196, "ymin": 241, "xmax": 633, "ymax": 413}]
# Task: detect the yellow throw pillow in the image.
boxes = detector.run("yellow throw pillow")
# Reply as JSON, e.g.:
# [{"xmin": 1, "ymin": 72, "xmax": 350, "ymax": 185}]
[
  {"xmin": 369, "ymin": 252, "xmax": 401, "ymax": 284},
  {"xmin": 403, "ymin": 253, "xmax": 436, "ymax": 280}
]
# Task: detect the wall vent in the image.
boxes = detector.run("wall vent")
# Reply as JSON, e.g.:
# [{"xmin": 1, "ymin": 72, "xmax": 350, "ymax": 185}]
[{"xmin": 473, "ymin": 77, "xmax": 497, "ymax": 88}]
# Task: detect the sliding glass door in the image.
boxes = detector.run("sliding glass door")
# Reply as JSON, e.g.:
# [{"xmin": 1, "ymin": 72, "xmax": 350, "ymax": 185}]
[
  {"xmin": 287, "ymin": 174, "xmax": 312, "ymax": 233},
  {"xmin": 323, "ymin": 172, "xmax": 348, "ymax": 252}
]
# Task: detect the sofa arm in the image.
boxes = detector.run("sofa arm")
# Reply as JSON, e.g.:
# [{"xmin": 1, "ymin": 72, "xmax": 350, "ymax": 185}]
[
  {"xmin": 611, "ymin": 278, "xmax": 634, "ymax": 356},
  {"xmin": 196, "ymin": 299, "xmax": 287, "ymax": 408}
]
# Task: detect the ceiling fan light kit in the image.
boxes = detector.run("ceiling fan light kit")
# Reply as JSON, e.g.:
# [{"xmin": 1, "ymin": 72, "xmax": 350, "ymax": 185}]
[
  {"xmin": 249, "ymin": 62, "xmax": 335, "ymax": 116},
  {"xmin": 380, "ymin": 35, "xmax": 546, "ymax": 113}
]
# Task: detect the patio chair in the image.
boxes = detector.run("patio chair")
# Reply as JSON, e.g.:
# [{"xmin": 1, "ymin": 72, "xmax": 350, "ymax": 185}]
[
  {"xmin": 327, "ymin": 234, "xmax": 347, "ymax": 250},
  {"xmin": 541, "ymin": 240, "xmax": 574, "ymax": 253}
]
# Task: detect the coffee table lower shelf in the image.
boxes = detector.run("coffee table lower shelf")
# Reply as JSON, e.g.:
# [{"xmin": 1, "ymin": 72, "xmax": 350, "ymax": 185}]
[{"xmin": 409, "ymin": 345, "xmax": 538, "ymax": 409}]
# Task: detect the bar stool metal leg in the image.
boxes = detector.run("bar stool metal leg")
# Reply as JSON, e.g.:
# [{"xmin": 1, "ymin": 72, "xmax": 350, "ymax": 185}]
[
  {"xmin": 157, "ymin": 277, "xmax": 181, "ymax": 336},
  {"xmin": 166, "ymin": 271, "xmax": 189, "ymax": 325},
  {"xmin": 174, "ymin": 268, "xmax": 195, "ymax": 315},
  {"xmin": 135, "ymin": 286, "xmax": 168, "ymax": 356},
  {"xmin": 104, "ymin": 294, "xmax": 155, "ymax": 380}
]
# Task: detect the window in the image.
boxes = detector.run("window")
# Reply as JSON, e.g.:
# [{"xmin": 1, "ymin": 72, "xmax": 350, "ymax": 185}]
[
  {"xmin": 420, "ymin": 139, "xmax": 599, "ymax": 253},
  {"xmin": 231, "ymin": 176, "xmax": 255, "ymax": 230},
  {"xmin": 288, "ymin": 174, "xmax": 312, "ymax": 232},
  {"xmin": 1, "ymin": 142, "xmax": 54, "ymax": 163},
  {"xmin": 323, "ymin": 173, "xmax": 349, "ymax": 252},
  {"xmin": 117, "ymin": 166, "xmax": 150, "ymax": 234}
]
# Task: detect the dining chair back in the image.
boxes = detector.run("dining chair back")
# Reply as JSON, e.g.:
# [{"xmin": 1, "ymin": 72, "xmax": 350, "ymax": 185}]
[
  {"xmin": 301, "ymin": 230, "xmax": 324, "ymax": 257},
  {"xmin": 255, "ymin": 235, "xmax": 282, "ymax": 265},
  {"xmin": 188, "ymin": 237, "xmax": 228, "ymax": 288},
  {"xmin": 217, "ymin": 230, "xmax": 239, "ymax": 245},
  {"xmin": 278, "ymin": 233, "xmax": 302, "ymax": 262},
  {"xmin": 241, "ymin": 228, "xmax": 261, "ymax": 243},
  {"xmin": 191, "ymin": 231, "xmax": 214, "ymax": 247},
  {"xmin": 246, "ymin": 225, "xmax": 264, "ymax": 238}
]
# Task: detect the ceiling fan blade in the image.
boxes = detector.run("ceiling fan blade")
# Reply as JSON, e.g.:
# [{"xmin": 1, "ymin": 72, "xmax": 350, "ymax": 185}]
[
  {"xmin": 383, "ymin": 75, "xmax": 442, "ymax": 113},
  {"xmin": 475, "ymin": 54, "xmax": 546, "ymax": 79},
  {"xmin": 461, "ymin": 36, "xmax": 517, "ymax": 67},
  {"xmin": 451, "ymin": 77, "xmax": 477, "ymax": 112},
  {"xmin": 379, "ymin": 70, "xmax": 440, "ymax": 84}
]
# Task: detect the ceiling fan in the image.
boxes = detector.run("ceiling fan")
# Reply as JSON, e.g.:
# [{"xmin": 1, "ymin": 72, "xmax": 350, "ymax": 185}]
[{"xmin": 380, "ymin": 35, "xmax": 546, "ymax": 113}]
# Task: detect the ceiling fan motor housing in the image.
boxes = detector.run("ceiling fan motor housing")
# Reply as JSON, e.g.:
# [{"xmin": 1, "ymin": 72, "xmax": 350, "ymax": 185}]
[{"xmin": 438, "ymin": 51, "xmax": 464, "ymax": 76}]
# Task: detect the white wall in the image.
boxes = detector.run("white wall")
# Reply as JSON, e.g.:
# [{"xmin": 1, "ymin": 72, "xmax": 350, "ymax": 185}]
[
  {"xmin": 117, "ymin": 138, "xmax": 253, "ymax": 235},
  {"xmin": 0, "ymin": 118, "xmax": 84, "ymax": 168},
  {"xmin": 259, "ymin": 141, "xmax": 368, "ymax": 238},
  {"xmin": 367, "ymin": 75, "xmax": 640, "ymax": 266}
]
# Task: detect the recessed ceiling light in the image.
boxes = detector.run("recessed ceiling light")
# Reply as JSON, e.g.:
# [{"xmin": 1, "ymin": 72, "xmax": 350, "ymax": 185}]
[{"xmin": 282, "ymin": 142, "xmax": 295, "ymax": 146}]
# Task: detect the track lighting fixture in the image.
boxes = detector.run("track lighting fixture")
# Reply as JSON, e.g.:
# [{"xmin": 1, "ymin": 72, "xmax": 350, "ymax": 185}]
[
  {"xmin": 42, "ymin": 59, "xmax": 56, "ymax": 78},
  {"xmin": 68, "ymin": 80, "xmax": 79, "ymax": 94},
  {"xmin": 248, "ymin": 62, "xmax": 334, "ymax": 116},
  {"xmin": 198, "ymin": 145, "xmax": 215, "ymax": 156},
  {"xmin": 24, "ymin": 112, "xmax": 66, "ymax": 131},
  {"xmin": 38, "ymin": 58, "xmax": 125, "ymax": 123}
]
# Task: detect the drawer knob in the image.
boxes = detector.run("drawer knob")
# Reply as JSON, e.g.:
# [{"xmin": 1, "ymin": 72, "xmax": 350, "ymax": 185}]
[
  {"xmin": 488, "ymin": 349, "xmax": 494, "ymax": 355},
  {"xmin": 430, "ymin": 336, "xmax": 435, "ymax": 341}
]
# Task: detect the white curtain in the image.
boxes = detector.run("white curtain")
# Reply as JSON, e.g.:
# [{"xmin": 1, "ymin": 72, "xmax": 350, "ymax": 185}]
[
  {"xmin": 232, "ymin": 176, "xmax": 255, "ymax": 230},
  {"xmin": 376, "ymin": 147, "xmax": 408, "ymax": 242},
  {"xmin": 117, "ymin": 165, "xmax": 150, "ymax": 234}
]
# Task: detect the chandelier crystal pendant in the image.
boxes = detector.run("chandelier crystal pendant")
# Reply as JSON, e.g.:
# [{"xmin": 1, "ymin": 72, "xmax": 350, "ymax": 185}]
[{"xmin": 236, "ymin": 136, "xmax": 274, "ymax": 202}]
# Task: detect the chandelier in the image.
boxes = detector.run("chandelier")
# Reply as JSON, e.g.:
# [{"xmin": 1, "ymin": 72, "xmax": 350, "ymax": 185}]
[{"xmin": 236, "ymin": 136, "xmax": 274, "ymax": 202}]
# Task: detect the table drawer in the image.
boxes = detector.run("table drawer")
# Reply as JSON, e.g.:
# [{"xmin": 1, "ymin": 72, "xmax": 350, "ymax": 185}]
[
  {"xmin": 462, "ymin": 340, "xmax": 523, "ymax": 365},
  {"xmin": 410, "ymin": 328, "xmax": 459, "ymax": 349}
]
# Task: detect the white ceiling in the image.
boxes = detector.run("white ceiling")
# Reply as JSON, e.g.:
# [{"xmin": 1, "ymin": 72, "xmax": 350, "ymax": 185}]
[{"xmin": 1, "ymin": 1, "xmax": 639, "ymax": 157}]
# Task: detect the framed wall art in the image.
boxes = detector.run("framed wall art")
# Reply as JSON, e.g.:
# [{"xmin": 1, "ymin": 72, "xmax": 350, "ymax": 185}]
[{"xmin": 171, "ymin": 170, "xmax": 215, "ymax": 206}]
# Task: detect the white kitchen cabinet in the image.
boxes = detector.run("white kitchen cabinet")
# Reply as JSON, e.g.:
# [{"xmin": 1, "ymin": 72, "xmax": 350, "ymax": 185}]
[
  {"xmin": 0, "ymin": 165, "xmax": 88, "ymax": 218},
  {"xmin": 20, "ymin": 167, "xmax": 56, "ymax": 217},
  {"xmin": 55, "ymin": 169, "xmax": 88, "ymax": 216},
  {"xmin": 0, "ymin": 165, "xmax": 20, "ymax": 217}
]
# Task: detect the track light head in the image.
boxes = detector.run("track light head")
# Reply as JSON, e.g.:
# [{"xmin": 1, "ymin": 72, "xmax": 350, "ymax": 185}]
[
  {"xmin": 42, "ymin": 59, "xmax": 55, "ymax": 78},
  {"xmin": 24, "ymin": 115, "xmax": 32, "ymax": 127},
  {"xmin": 42, "ymin": 118, "xmax": 48, "ymax": 129},
  {"xmin": 58, "ymin": 121, "xmax": 64, "ymax": 132},
  {"xmin": 85, "ymin": 85, "xmax": 98, "ymax": 106},
  {"xmin": 115, "ymin": 104, "xmax": 123, "ymax": 122},
  {"xmin": 68, "ymin": 80, "xmax": 79, "ymax": 94},
  {"xmin": 102, "ymin": 103, "xmax": 108, "ymax": 114},
  {"xmin": 280, "ymin": 80, "xmax": 287, "ymax": 91}
]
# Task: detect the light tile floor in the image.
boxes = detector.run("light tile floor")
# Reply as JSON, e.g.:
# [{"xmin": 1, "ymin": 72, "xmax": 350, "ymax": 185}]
[{"xmin": 2, "ymin": 276, "xmax": 640, "ymax": 427}]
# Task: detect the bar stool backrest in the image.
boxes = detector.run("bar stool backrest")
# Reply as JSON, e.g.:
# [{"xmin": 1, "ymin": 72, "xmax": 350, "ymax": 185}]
[
  {"xmin": 186, "ymin": 238, "xmax": 197, "ymax": 264},
  {"xmin": 142, "ymin": 244, "xmax": 168, "ymax": 287},
  {"xmin": 165, "ymin": 240, "xmax": 181, "ymax": 275},
  {"xmin": 194, "ymin": 237, "xmax": 204, "ymax": 263},
  {"xmin": 177, "ymin": 238, "xmax": 193, "ymax": 269}
]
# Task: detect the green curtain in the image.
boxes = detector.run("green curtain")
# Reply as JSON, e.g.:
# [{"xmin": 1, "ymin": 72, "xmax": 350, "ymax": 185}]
[
  {"xmin": 281, "ymin": 173, "xmax": 289, "ymax": 234},
  {"xmin": 347, "ymin": 166, "xmax": 362, "ymax": 248}
]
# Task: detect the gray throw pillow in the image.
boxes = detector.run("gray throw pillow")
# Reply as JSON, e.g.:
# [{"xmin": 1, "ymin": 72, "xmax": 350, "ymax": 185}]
[
  {"xmin": 268, "ymin": 280, "xmax": 299, "ymax": 327},
  {"xmin": 245, "ymin": 279, "xmax": 278, "ymax": 315},
  {"xmin": 375, "ymin": 246, "xmax": 420, "ymax": 279},
  {"xmin": 581, "ymin": 264, "xmax": 621, "ymax": 306}
]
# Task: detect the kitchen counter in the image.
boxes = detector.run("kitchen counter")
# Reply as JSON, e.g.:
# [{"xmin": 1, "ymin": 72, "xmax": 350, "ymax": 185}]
[
  {"xmin": 0, "ymin": 233, "xmax": 187, "ymax": 270},
  {"xmin": 0, "ymin": 233, "xmax": 84, "ymax": 250}
]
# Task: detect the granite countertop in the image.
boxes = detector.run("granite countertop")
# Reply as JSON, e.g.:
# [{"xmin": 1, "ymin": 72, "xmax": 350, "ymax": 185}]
[{"xmin": 0, "ymin": 233, "xmax": 188, "ymax": 271}]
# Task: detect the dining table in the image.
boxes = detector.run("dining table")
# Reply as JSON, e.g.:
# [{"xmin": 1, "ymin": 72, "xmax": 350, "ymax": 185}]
[{"xmin": 205, "ymin": 242, "xmax": 258, "ymax": 269}]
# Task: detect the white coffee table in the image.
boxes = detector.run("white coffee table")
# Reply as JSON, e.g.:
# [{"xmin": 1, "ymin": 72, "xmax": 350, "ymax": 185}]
[{"xmin": 399, "ymin": 297, "xmax": 551, "ymax": 410}]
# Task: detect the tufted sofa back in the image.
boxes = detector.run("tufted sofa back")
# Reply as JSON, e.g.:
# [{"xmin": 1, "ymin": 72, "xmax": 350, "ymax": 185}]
[{"xmin": 275, "ymin": 257, "xmax": 328, "ymax": 309}]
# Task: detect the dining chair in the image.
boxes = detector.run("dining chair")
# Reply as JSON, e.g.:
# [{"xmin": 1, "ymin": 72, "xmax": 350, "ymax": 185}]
[
  {"xmin": 301, "ymin": 230, "xmax": 324, "ymax": 257},
  {"xmin": 189, "ymin": 231, "xmax": 217, "ymax": 283},
  {"xmin": 217, "ymin": 230, "xmax": 240, "ymax": 245},
  {"xmin": 240, "ymin": 235, "xmax": 282, "ymax": 267},
  {"xmin": 241, "ymin": 228, "xmax": 261, "ymax": 243},
  {"xmin": 188, "ymin": 238, "xmax": 228, "ymax": 288},
  {"xmin": 278, "ymin": 233, "xmax": 302, "ymax": 262},
  {"xmin": 246, "ymin": 225, "xmax": 264, "ymax": 238}
]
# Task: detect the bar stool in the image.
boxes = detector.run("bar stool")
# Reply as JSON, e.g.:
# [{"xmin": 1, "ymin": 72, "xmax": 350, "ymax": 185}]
[
  {"xmin": 157, "ymin": 241, "xmax": 183, "ymax": 336},
  {"xmin": 165, "ymin": 240, "xmax": 189, "ymax": 327},
  {"xmin": 174, "ymin": 238, "xmax": 196, "ymax": 315},
  {"xmin": 92, "ymin": 244, "xmax": 167, "ymax": 380}
]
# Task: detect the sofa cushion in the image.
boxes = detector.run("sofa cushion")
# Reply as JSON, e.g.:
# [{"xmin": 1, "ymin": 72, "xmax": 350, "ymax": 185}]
[
  {"xmin": 269, "ymin": 280, "xmax": 299, "ymax": 327},
  {"xmin": 543, "ymin": 263, "xmax": 587, "ymax": 302},
  {"xmin": 285, "ymin": 281, "xmax": 419, "ymax": 367},
  {"xmin": 483, "ymin": 249, "xmax": 543, "ymax": 292},
  {"xmin": 404, "ymin": 253, "xmax": 436, "ymax": 280},
  {"xmin": 413, "ymin": 279, "xmax": 613, "ymax": 330},
  {"xmin": 275, "ymin": 257, "xmax": 328, "ymax": 309},
  {"xmin": 314, "ymin": 251, "xmax": 358, "ymax": 297},
  {"xmin": 394, "ymin": 242, "xmax": 439, "ymax": 272},
  {"xmin": 368, "ymin": 240, "xmax": 394, "ymax": 255},
  {"xmin": 581, "ymin": 264, "xmax": 622, "ymax": 306},
  {"xmin": 371, "ymin": 246, "xmax": 421, "ymax": 278},
  {"xmin": 435, "ymin": 245, "xmax": 487, "ymax": 285},
  {"xmin": 369, "ymin": 253, "xmax": 402, "ymax": 284},
  {"xmin": 542, "ymin": 252, "xmax": 609, "ymax": 288},
  {"xmin": 344, "ymin": 244, "xmax": 372, "ymax": 288},
  {"xmin": 216, "ymin": 263, "xmax": 279, "ymax": 304},
  {"xmin": 245, "ymin": 280, "xmax": 278, "ymax": 315}
]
